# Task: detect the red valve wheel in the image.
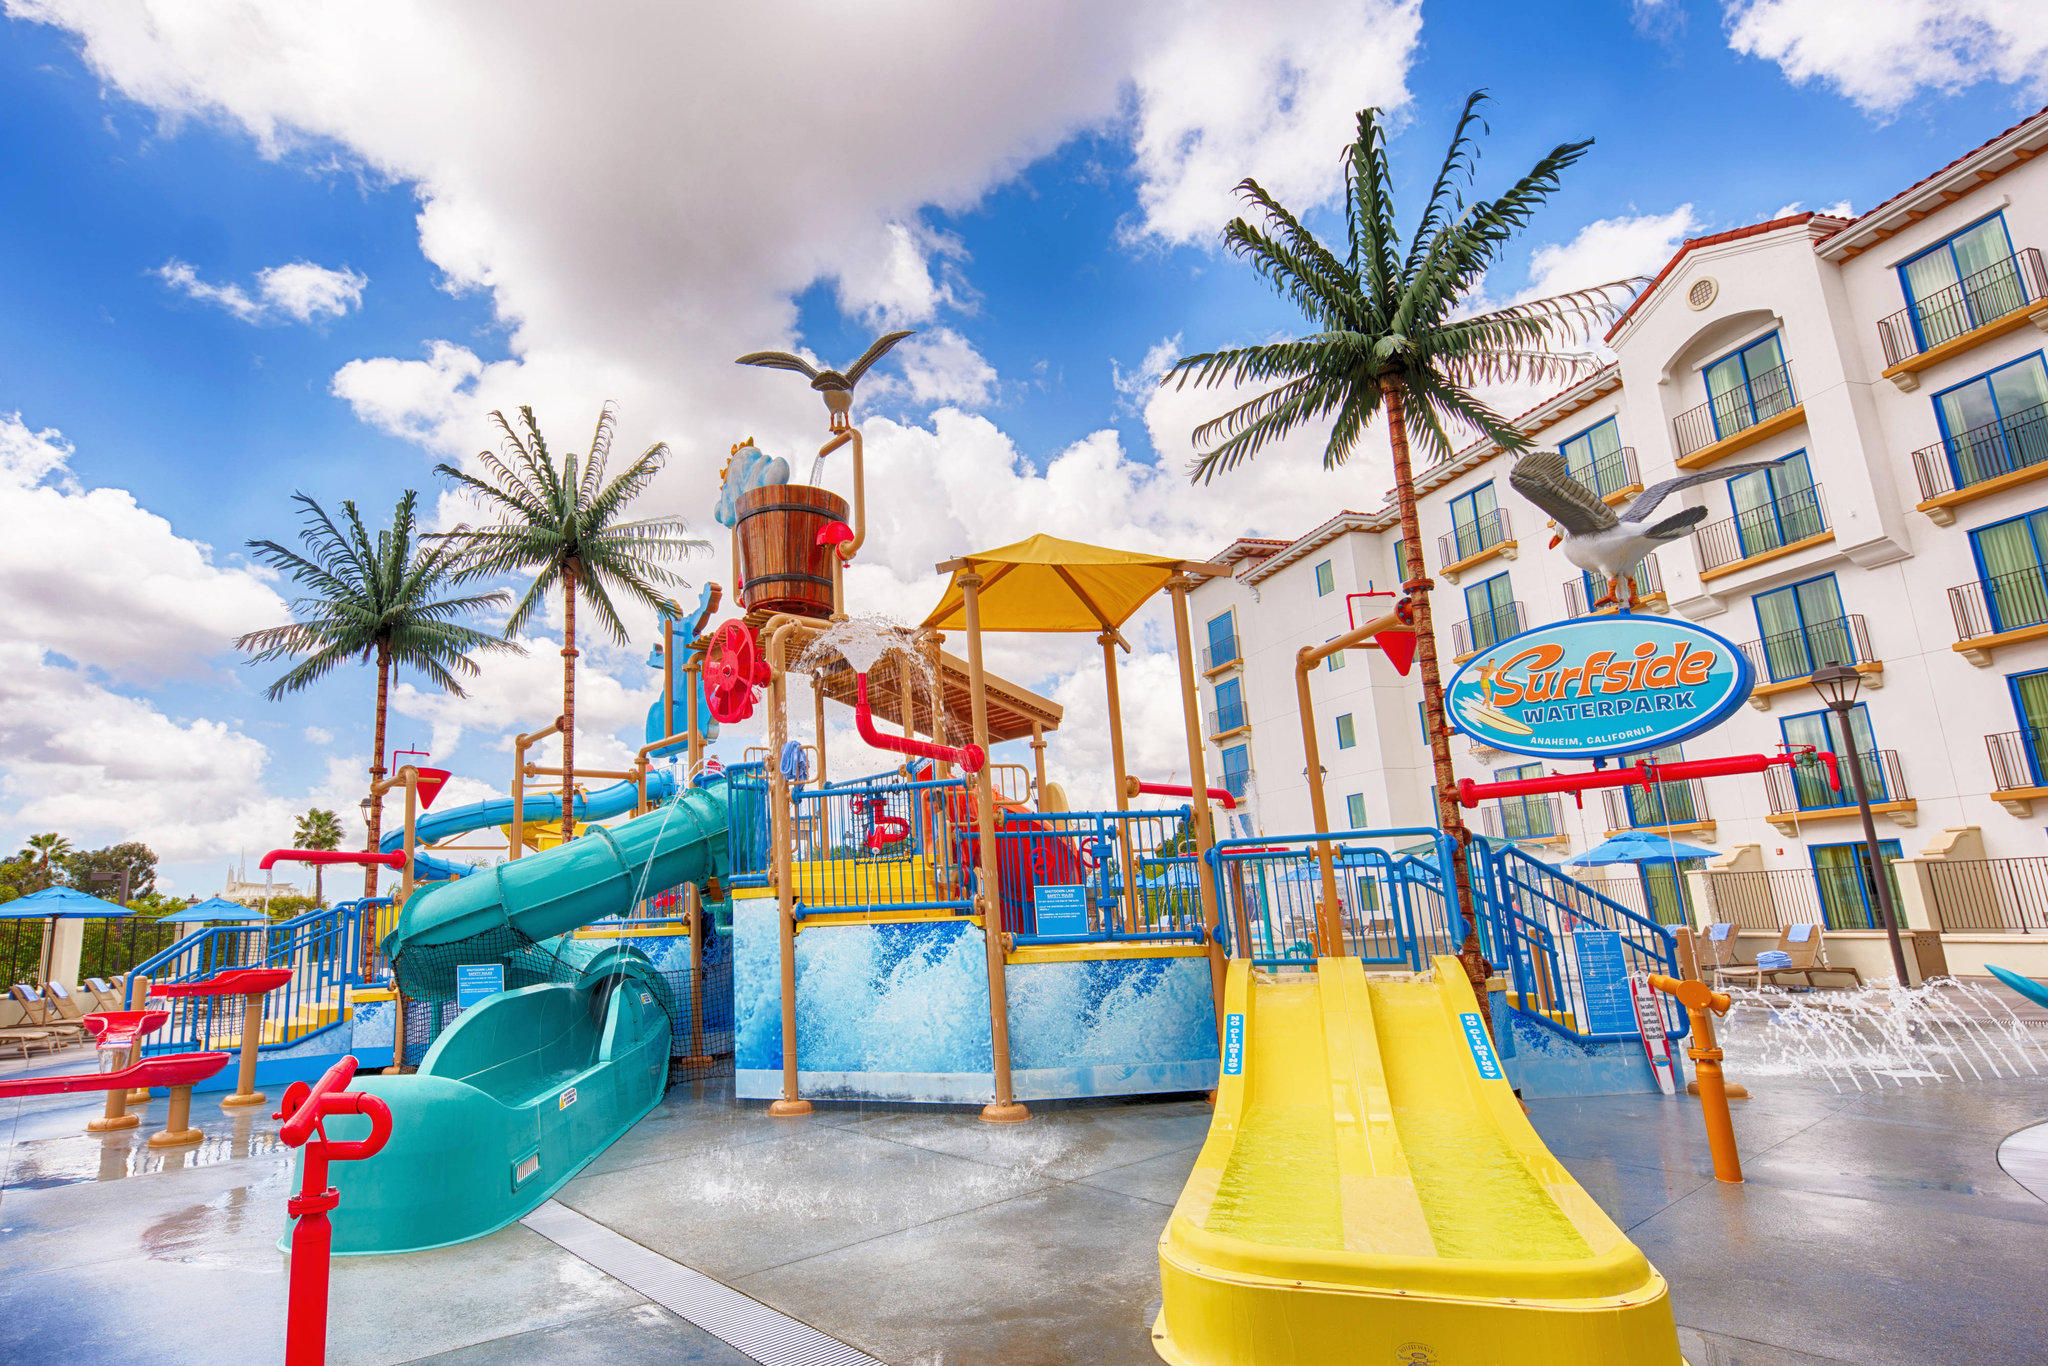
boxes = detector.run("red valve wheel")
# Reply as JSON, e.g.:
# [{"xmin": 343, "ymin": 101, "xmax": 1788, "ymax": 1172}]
[{"xmin": 703, "ymin": 620, "xmax": 770, "ymax": 724}]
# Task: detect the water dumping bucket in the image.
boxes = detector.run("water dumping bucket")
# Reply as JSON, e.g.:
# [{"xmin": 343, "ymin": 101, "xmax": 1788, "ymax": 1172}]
[{"xmin": 735, "ymin": 484, "xmax": 848, "ymax": 618}]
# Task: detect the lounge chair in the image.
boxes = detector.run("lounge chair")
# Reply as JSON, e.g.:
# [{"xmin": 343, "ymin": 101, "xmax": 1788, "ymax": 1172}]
[
  {"xmin": 1696, "ymin": 922, "xmax": 1745, "ymax": 987},
  {"xmin": 1762, "ymin": 922, "xmax": 1863, "ymax": 988},
  {"xmin": 9, "ymin": 985, "xmax": 86, "ymax": 1042}
]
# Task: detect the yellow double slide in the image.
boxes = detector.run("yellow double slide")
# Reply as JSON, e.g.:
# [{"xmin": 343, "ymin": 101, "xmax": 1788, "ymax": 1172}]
[{"xmin": 1155, "ymin": 956, "xmax": 1682, "ymax": 1365}]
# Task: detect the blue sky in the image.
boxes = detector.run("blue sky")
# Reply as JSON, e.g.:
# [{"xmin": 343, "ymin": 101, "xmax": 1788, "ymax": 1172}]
[{"xmin": 1, "ymin": 0, "xmax": 2041, "ymax": 893}]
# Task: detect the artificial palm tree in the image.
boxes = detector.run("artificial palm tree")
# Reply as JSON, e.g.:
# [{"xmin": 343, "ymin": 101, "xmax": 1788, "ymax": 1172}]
[
  {"xmin": 237, "ymin": 491, "xmax": 517, "ymax": 912},
  {"xmin": 433, "ymin": 405, "xmax": 708, "ymax": 843},
  {"xmin": 293, "ymin": 808, "xmax": 345, "ymax": 907},
  {"xmin": 1167, "ymin": 94, "xmax": 1636, "ymax": 991},
  {"xmin": 17, "ymin": 834, "xmax": 71, "ymax": 892}
]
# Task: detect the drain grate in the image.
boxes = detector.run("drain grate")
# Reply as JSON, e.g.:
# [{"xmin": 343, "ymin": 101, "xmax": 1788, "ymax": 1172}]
[{"xmin": 522, "ymin": 1200, "xmax": 884, "ymax": 1366}]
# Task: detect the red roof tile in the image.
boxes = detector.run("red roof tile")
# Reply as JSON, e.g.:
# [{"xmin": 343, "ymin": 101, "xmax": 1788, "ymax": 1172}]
[{"xmin": 1603, "ymin": 214, "xmax": 1848, "ymax": 342}]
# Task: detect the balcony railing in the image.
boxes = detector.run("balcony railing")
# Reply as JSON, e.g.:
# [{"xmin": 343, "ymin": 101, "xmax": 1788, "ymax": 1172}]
[
  {"xmin": 1478, "ymin": 794, "xmax": 1565, "ymax": 842},
  {"xmin": 1911, "ymin": 399, "xmax": 2048, "ymax": 502},
  {"xmin": 1438, "ymin": 508, "xmax": 1512, "ymax": 567},
  {"xmin": 1674, "ymin": 361, "xmax": 1798, "ymax": 459},
  {"xmin": 1764, "ymin": 748, "xmax": 1906, "ymax": 813},
  {"xmin": 1987, "ymin": 728, "xmax": 2048, "ymax": 791},
  {"xmin": 1949, "ymin": 565, "xmax": 2048, "ymax": 641},
  {"xmin": 1563, "ymin": 555, "xmax": 1664, "ymax": 617},
  {"xmin": 1739, "ymin": 613, "xmax": 1871, "ymax": 684},
  {"xmin": 1568, "ymin": 445, "xmax": 1642, "ymax": 501},
  {"xmin": 1602, "ymin": 779, "xmax": 1709, "ymax": 832},
  {"xmin": 1201, "ymin": 635, "xmax": 1241, "ymax": 670},
  {"xmin": 1703, "ymin": 870, "xmax": 1828, "ymax": 932},
  {"xmin": 1695, "ymin": 484, "xmax": 1829, "ymax": 573},
  {"xmin": 1452, "ymin": 601, "xmax": 1526, "ymax": 657},
  {"xmin": 1219, "ymin": 768, "xmax": 1252, "ymax": 802},
  {"xmin": 1207, "ymin": 701, "xmax": 1249, "ymax": 736},
  {"xmin": 1926, "ymin": 855, "xmax": 2048, "ymax": 933},
  {"xmin": 1879, "ymin": 248, "xmax": 2048, "ymax": 366}
]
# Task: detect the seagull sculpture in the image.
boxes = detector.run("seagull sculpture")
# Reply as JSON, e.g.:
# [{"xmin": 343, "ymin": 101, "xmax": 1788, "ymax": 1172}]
[
  {"xmin": 1509, "ymin": 450, "xmax": 1781, "ymax": 610},
  {"xmin": 735, "ymin": 329, "xmax": 914, "ymax": 431}
]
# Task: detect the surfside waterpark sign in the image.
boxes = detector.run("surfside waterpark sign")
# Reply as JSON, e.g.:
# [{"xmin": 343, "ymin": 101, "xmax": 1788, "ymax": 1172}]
[{"xmin": 1444, "ymin": 615, "xmax": 1753, "ymax": 759}]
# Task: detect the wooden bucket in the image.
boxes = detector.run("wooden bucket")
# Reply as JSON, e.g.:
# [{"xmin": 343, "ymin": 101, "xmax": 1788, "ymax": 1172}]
[{"xmin": 735, "ymin": 483, "xmax": 848, "ymax": 618}]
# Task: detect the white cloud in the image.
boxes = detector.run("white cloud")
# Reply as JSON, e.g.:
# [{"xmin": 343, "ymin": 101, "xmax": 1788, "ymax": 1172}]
[
  {"xmin": 154, "ymin": 257, "xmax": 366, "ymax": 323},
  {"xmin": 0, "ymin": 412, "xmax": 287, "ymax": 680},
  {"xmin": 864, "ymin": 327, "xmax": 999, "ymax": 409},
  {"xmin": 304, "ymin": 726, "xmax": 333, "ymax": 746},
  {"xmin": 1110, "ymin": 334, "xmax": 1182, "ymax": 414},
  {"xmin": 1526, "ymin": 205, "xmax": 1699, "ymax": 300},
  {"xmin": 1771, "ymin": 198, "xmax": 1855, "ymax": 219},
  {"xmin": 1725, "ymin": 0, "xmax": 2048, "ymax": 115},
  {"xmin": 833, "ymin": 221, "xmax": 970, "ymax": 326},
  {"xmin": 330, "ymin": 340, "xmax": 490, "ymax": 451}
]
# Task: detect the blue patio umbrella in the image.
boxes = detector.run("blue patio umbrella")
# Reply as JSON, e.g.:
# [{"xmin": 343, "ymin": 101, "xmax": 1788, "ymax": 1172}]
[
  {"xmin": 157, "ymin": 896, "xmax": 269, "ymax": 925},
  {"xmin": 1569, "ymin": 831, "xmax": 1718, "ymax": 923},
  {"xmin": 0, "ymin": 885, "xmax": 133, "ymax": 990}
]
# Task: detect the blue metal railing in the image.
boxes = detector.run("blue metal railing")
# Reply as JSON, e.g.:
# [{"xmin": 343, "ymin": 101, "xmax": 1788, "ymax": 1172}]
[
  {"xmin": 994, "ymin": 807, "xmax": 1202, "ymax": 944},
  {"xmin": 1206, "ymin": 827, "xmax": 1461, "ymax": 969},
  {"xmin": 790, "ymin": 776, "xmax": 972, "ymax": 913}
]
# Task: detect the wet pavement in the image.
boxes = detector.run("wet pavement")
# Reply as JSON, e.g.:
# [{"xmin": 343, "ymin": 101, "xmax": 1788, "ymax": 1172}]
[{"xmin": 0, "ymin": 1063, "xmax": 2043, "ymax": 1363}]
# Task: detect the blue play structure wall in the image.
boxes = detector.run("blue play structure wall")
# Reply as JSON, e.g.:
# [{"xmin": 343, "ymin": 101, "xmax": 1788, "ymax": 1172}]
[
  {"xmin": 1487, "ymin": 989, "xmax": 1663, "ymax": 1098},
  {"xmin": 733, "ymin": 902, "xmax": 1219, "ymax": 1104}
]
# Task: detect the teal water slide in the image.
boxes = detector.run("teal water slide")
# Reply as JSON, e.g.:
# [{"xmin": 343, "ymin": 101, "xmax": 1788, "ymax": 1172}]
[
  {"xmin": 313, "ymin": 782, "xmax": 730, "ymax": 1254},
  {"xmin": 379, "ymin": 768, "xmax": 679, "ymax": 883}
]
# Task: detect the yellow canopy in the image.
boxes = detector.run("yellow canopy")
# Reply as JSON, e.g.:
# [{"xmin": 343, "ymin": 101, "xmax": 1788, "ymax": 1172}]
[{"xmin": 922, "ymin": 533, "xmax": 1226, "ymax": 634}]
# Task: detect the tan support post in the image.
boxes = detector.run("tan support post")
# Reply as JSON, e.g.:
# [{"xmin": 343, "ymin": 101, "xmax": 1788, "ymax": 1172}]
[
  {"xmin": 685, "ymin": 658, "xmax": 705, "ymax": 773},
  {"xmin": 1029, "ymin": 723, "xmax": 1047, "ymax": 802},
  {"xmin": 149, "ymin": 1082, "xmax": 202, "ymax": 1148},
  {"xmin": 682, "ymin": 882, "xmax": 711, "ymax": 1065},
  {"xmin": 1168, "ymin": 578, "xmax": 1229, "ymax": 1027},
  {"xmin": 813, "ymin": 677, "xmax": 828, "ymax": 786},
  {"xmin": 510, "ymin": 717, "xmax": 567, "ymax": 860},
  {"xmin": 1100, "ymin": 630, "xmax": 1141, "ymax": 931},
  {"xmin": 219, "ymin": 987, "xmax": 269, "ymax": 1109},
  {"xmin": 122, "ymin": 974, "xmax": 152, "ymax": 1105},
  {"xmin": 766, "ymin": 617, "xmax": 812, "ymax": 1117},
  {"xmin": 962, "ymin": 574, "xmax": 1027, "ymax": 1123}
]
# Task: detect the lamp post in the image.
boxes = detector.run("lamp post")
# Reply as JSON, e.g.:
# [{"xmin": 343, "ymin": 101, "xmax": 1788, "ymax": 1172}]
[{"xmin": 1807, "ymin": 663, "xmax": 1911, "ymax": 985}]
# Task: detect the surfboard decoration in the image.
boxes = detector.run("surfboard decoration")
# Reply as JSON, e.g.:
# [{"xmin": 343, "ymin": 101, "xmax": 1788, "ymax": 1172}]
[{"xmin": 1631, "ymin": 975, "xmax": 1678, "ymax": 1095}]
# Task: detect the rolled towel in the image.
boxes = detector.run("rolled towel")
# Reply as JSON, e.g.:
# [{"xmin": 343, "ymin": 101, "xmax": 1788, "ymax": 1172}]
[{"xmin": 1756, "ymin": 950, "xmax": 1794, "ymax": 971}]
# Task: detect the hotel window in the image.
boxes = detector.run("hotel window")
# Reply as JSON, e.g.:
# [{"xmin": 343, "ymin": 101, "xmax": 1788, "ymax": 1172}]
[
  {"xmin": 1812, "ymin": 840, "xmax": 1904, "ymax": 931},
  {"xmin": 1392, "ymin": 538, "xmax": 1412, "ymax": 580},
  {"xmin": 2010, "ymin": 670, "xmax": 2048, "ymax": 786},
  {"xmin": 1703, "ymin": 331, "xmax": 1794, "ymax": 437},
  {"xmin": 1899, "ymin": 213, "xmax": 2021, "ymax": 351},
  {"xmin": 1345, "ymin": 793, "xmax": 1367, "ymax": 827},
  {"xmin": 1494, "ymin": 762, "xmax": 1554, "ymax": 839},
  {"xmin": 1781, "ymin": 703, "xmax": 1883, "ymax": 809},
  {"xmin": 1623, "ymin": 743, "xmax": 1696, "ymax": 826},
  {"xmin": 1336, "ymin": 713, "xmax": 1357, "ymax": 749},
  {"xmin": 1968, "ymin": 506, "xmax": 2048, "ymax": 634},
  {"xmin": 1448, "ymin": 482, "xmax": 1500, "ymax": 561},
  {"xmin": 1204, "ymin": 609, "xmax": 1239, "ymax": 669},
  {"xmin": 1559, "ymin": 417, "xmax": 1626, "ymax": 499},
  {"xmin": 1728, "ymin": 451, "xmax": 1822, "ymax": 559},
  {"xmin": 1932, "ymin": 352, "xmax": 2048, "ymax": 491},
  {"xmin": 1640, "ymin": 860, "xmax": 1703, "ymax": 927},
  {"xmin": 1751, "ymin": 575, "xmax": 1849, "ymax": 682},
  {"xmin": 1464, "ymin": 571, "xmax": 1517, "ymax": 652},
  {"xmin": 1315, "ymin": 559, "xmax": 1335, "ymax": 596},
  {"xmin": 1327, "ymin": 648, "xmax": 1345, "ymax": 672},
  {"xmin": 1213, "ymin": 677, "xmax": 1245, "ymax": 733},
  {"xmin": 1220, "ymin": 743, "xmax": 1252, "ymax": 801}
]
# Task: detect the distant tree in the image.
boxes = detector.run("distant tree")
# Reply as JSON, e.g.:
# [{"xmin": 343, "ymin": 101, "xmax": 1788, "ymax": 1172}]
[
  {"xmin": 16, "ymin": 833, "xmax": 72, "ymax": 892},
  {"xmin": 61, "ymin": 841, "xmax": 158, "ymax": 901},
  {"xmin": 293, "ymin": 808, "xmax": 345, "ymax": 906}
]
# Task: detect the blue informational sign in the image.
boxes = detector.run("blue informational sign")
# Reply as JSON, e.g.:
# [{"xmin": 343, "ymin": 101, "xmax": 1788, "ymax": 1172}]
[
  {"xmin": 1460, "ymin": 1012, "xmax": 1503, "ymax": 1081},
  {"xmin": 1444, "ymin": 615, "xmax": 1753, "ymax": 759},
  {"xmin": 1572, "ymin": 929, "xmax": 1639, "ymax": 1036},
  {"xmin": 1032, "ymin": 883, "xmax": 1090, "ymax": 937},
  {"xmin": 455, "ymin": 962, "xmax": 504, "ymax": 1010},
  {"xmin": 1223, "ymin": 1013, "xmax": 1245, "ymax": 1076}
]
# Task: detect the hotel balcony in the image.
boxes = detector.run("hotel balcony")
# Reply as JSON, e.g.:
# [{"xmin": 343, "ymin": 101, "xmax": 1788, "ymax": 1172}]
[
  {"xmin": 1737, "ymin": 613, "xmax": 1881, "ymax": 710},
  {"xmin": 1219, "ymin": 767, "xmax": 1252, "ymax": 803},
  {"xmin": 1201, "ymin": 633, "xmax": 1242, "ymax": 674},
  {"xmin": 1878, "ymin": 248, "xmax": 2048, "ymax": 389},
  {"xmin": 1695, "ymin": 484, "xmax": 1832, "ymax": 581},
  {"xmin": 1437, "ymin": 508, "xmax": 1515, "ymax": 583},
  {"xmin": 1949, "ymin": 566, "xmax": 2048, "ymax": 665},
  {"xmin": 1672, "ymin": 361, "xmax": 1803, "ymax": 468},
  {"xmin": 1602, "ymin": 780, "xmax": 1713, "ymax": 840},
  {"xmin": 1451, "ymin": 601, "xmax": 1526, "ymax": 662},
  {"xmin": 1206, "ymin": 700, "xmax": 1250, "ymax": 741},
  {"xmin": 1478, "ymin": 795, "xmax": 1568, "ymax": 847},
  {"xmin": 1563, "ymin": 554, "xmax": 1666, "ymax": 617},
  {"xmin": 1986, "ymin": 728, "xmax": 2048, "ymax": 816},
  {"xmin": 1573, "ymin": 445, "xmax": 1643, "ymax": 504},
  {"xmin": 1911, "ymin": 399, "xmax": 2048, "ymax": 524},
  {"xmin": 1763, "ymin": 749, "xmax": 1915, "ymax": 834}
]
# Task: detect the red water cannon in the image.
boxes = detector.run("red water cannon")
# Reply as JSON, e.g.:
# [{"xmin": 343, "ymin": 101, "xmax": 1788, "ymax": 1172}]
[
  {"xmin": 1124, "ymin": 776, "xmax": 1238, "ymax": 811},
  {"xmin": 276, "ymin": 1056, "xmax": 393, "ymax": 1366},
  {"xmin": 854, "ymin": 671, "xmax": 985, "ymax": 773}
]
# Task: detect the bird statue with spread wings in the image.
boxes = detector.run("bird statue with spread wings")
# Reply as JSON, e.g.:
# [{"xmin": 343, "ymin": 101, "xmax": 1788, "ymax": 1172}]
[
  {"xmin": 1509, "ymin": 450, "xmax": 1781, "ymax": 611},
  {"xmin": 735, "ymin": 330, "xmax": 914, "ymax": 433}
]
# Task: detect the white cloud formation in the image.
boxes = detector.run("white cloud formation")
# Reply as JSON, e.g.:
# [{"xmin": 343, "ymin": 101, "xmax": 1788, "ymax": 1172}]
[
  {"xmin": 1111, "ymin": 334, "xmax": 1183, "ymax": 414},
  {"xmin": 154, "ymin": 257, "xmax": 367, "ymax": 323},
  {"xmin": 304, "ymin": 726, "xmax": 333, "ymax": 746},
  {"xmin": 864, "ymin": 327, "xmax": 999, "ymax": 410},
  {"xmin": 1526, "ymin": 205, "xmax": 1700, "ymax": 300},
  {"xmin": 1725, "ymin": 0, "xmax": 2048, "ymax": 115},
  {"xmin": 0, "ymin": 412, "xmax": 287, "ymax": 680}
]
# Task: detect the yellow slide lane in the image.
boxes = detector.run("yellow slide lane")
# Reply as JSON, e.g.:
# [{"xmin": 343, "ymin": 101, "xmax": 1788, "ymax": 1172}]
[{"xmin": 1154, "ymin": 956, "xmax": 1682, "ymax": 1366}]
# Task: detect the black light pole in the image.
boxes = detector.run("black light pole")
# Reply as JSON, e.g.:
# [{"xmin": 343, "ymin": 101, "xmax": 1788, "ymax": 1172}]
[{"xmin": 1808, "ymin": 663, "xmax": 1911, "ymax": 985}]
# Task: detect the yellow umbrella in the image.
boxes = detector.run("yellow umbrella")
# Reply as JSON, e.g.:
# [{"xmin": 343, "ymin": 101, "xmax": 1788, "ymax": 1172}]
[{"xmin": 922, "ymin": 533, "xmax": 1225, "ymax": 634}]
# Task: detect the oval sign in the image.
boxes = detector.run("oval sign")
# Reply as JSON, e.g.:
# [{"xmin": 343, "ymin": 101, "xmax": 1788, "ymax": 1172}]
[{"xmin": 1444, "ymin": 614, "xmax": 1752, "ymax": 759}]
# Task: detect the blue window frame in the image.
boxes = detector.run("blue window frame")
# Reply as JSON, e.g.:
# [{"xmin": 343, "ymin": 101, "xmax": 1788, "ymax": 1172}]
[
  {"xmin": 1463, "ymin": 571, "xmax": 1517, "ymax": 652},
  {"xmin": 1812, "ymin": 840, "xmax": 1903, "ymax": 931},
  {"xmin": 1703, "ymin": 331, "xmax": 1794, "ymax": 438},
  {"xmin": 1314, "ymin": 560, "xmax": 1335, "ymax": 596},
  {"xmin": 1751, "ymin": 574, "xmax": 1849, "ymax": 682},
  {"xmin": 1780, "ymin": 703, "xmax": 1881, "ymax": 809},
  {"xmin": 1345, "ymin": 793, "xmax": 1367, "ymax": 827},
  {"xmin": 1213, "ymin": 676, "xmax": 1245, "ymax": 733},
  {"xmin": 1336, "ymin": 713, "xmax": 1356, "ymax": 749},
  {"xmin": 2009, "ymin": 670, "xmax": 2048, "ymax": 787},
  {"xmin": 1622, "ymin": 743, "xmax": 1695, "ymax": 826},
  {"xmin": 1968, "ymin": 506, "xmax": 2048, "ymax": 634},
  {"xmin": 1728, "ymin": 451, "xmax": 1821, "ymax": 559},
  {"xmin": 1327, "ymin": 647, "xmax": 1345, "ymax": 672},
  {"xmin": 1559, "ymin": 417, "xmax": 1628, "ymax": 499},
  {"xmin": 1220, "ymin": 743, "xmax": 1251, "ymax": 800},
  {"xmin": 1493, "ymin": 762, "xmax": 1554, "ymax": 839},
  {"xmin": 1899, "ymin": 212, "xmax": 2021, "ymax": 351},
  {"xmin": 1204, "ymin": 609, "xmax": 1238, "ymax": 669},
  {"xmin": 1932, "ymin": 352, "xmax": 2048, "ymax": 491},
  {"xmin": 1448, "ymin": 483, "xmax": 1500, "ymax": 561}
]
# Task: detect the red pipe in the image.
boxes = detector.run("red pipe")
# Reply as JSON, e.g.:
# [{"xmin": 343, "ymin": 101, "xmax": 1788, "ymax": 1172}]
[
  {"xmin": 260, "ymin": 848, "xmax": 405, "ymax": 872},
  {"xmin": 1131, "ymin": 779, "xmax": 1238, "ymax": 811},
  {"xmin": 278, "ymin": 1056, "xmax": 393, "ymax": 1366},
  {"xmin": 1457, "ymin": 749, "xmax": 1836, "ymax": 808},
  {"xmin": 854, "ymin": 673, "xmax": 985, "ymax": 774}
]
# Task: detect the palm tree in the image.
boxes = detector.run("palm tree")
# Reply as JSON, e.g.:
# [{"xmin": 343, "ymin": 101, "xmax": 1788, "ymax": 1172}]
[
  {"xmin": 1166, "ymin": 94, "xmax": 1636, "ymax": 991},
  {"xmin": 17, "ymin": 834, "xmax": 71, "ymax": 892},
  {"xmin": 433, "ymin": 405, "xmax": 708, "ymax": 843},
  {"xmin": 293, "ymin": 808, "xmax": 345, "ymax": 907},
  {"xmin": 236, "ymin": 491, "xmax": 518, "ymax": 911}
]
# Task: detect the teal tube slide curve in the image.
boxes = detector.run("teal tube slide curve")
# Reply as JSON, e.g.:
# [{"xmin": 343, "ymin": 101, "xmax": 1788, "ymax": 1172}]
[{"xmin": 378, "ymin": 768, "xmax": 679, "ymax": 883}]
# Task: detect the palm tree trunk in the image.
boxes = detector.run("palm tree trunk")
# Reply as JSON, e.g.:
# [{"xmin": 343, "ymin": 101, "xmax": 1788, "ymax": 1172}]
[
  {"xmin": 314, "ymin": 865, "xmax": 325, "ymax": 908},
  {"xmin": 561, "ymin": 558, "xmax": 579, "ymax": 846},
  {"xmin": 362, "ymin": 641, "xmax": 391, "ymax": 977},
  {"xmin": 1382, "ymin": 377, "xmax": 1490, "ymax": 999}
]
